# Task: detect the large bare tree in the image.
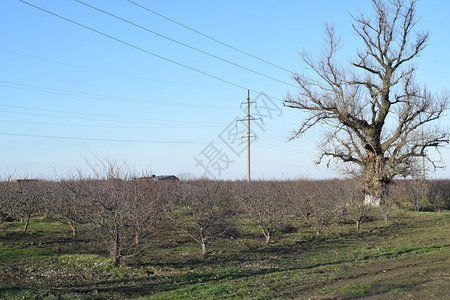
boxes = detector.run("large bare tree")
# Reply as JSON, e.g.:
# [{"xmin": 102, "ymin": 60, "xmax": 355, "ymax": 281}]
[{"xmin": 285, "ymin": 0, "xmax": 449, "ymax": 205}]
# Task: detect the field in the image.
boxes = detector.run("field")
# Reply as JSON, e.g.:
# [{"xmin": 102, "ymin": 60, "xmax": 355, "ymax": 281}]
[{"xmin": 0, "ymin": 209, "xmax": 448, "ymax": 299}]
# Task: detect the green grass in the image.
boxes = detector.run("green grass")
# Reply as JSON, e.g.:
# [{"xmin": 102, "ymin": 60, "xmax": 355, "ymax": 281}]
[
  {"xmin": 404, "ymin": 210, "xmax": 450, "ymax": 218},
  {"xmin": 140, "ymin": 282, "xmax": 268, "ymax": 300},
  {"xmin": 321, "ymin": 284, "xmax": 372, "ymax": 296},
  {"xmin": 0, "ymin": 245, "xmax": 56, "ymax": 262},
  {"xmin": 0, "ymin": 218, "xmax": 69, "ymax": 235}
]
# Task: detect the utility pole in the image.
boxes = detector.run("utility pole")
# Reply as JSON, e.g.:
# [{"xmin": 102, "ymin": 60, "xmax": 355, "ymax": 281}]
[{"xmin": 238, "ymin": 90, "xmax": 260, "ymax": 182}]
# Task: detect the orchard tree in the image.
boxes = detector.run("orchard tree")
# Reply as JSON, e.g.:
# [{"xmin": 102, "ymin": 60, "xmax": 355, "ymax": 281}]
[
  {"xmin": 0, "ymin": 175, "xmax": 15, "ymax": 223},
  {"xmin": 303, "ymin": 180, "xmax": 346, "ymax": 236},
  {"xmin": 83, "ymin": 154, "xmax": 164, "ymax": 265},
  {"xmin": 50, "ymin": 174, "xmax": 92, "ymax": 237},
  {"xmin": 285, "ymin": 0, "xmax": 449, "ymax": 205},
  {"xmin": 406, "ymin": 178, "xmax": 428, "ymax": 217},
  {"xmin": 7, "ymin": 179, "xmax": 49, "ymax": 233},
  {"xmin": 343, "ymin": 179, "xmax": 372, "ymax": 230},
  {"xmin": 234, "ymin": 181, "xmax": 292, "ymax": 244},
  {"xmin": 167, "ymin": 180, "xmax": 234, "ymax": 257}
]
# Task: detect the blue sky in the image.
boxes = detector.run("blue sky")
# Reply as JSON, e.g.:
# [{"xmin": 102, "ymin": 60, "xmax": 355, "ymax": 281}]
[{"xmin": 1, "ymin": 0, "xmax": 449, "ymax": 180}]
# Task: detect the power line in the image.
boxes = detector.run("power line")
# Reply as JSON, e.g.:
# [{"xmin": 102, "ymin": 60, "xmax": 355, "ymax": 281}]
[
  {"xmin": 0, "ymin": 131, "xmax": 215, "ymax": 144},
  {"xmin": 0, "ymin": 119, "xmax": 218, "ymax": 129},
  {"xmin": 17, "ymin": 1, "xmax": 290, "ymax": 104},
  {"xmin": 258, "ymin": 142, "xmax": 302, "ymax": 154},
  {"xmin": 75, "ymin": 0, "xmax": 297, "ymax": 89},
  {"xmin": 18, "ymin": 0, "xmax": 249, "ymax": 91},
  {"xmin": 0, "ymin": 108, "xmax": 224, "ymax": 127},
  {"xmin": 1, "ymin": 80, "xmax": 286, "ymax": 108},
  {"xmin": 0, "ymin": 108, "xmax": 153, "ymax": 124},
  {"xmin": 0, "ymin": 80, "xmax": 235, "ymax": 109},
  {"xmin": 0, "ymin": 103, "xmax": 223, "ymax": 126},
  {"xmin": 128, "ymin": 0, "xmax": 293, "ymax": 74},
  {"xmin": 0, "ymin": 49, "xmax": 234, "ymax": 89}
]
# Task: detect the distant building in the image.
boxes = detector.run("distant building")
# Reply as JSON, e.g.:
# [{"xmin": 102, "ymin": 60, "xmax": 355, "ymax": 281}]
[
  {"xmin": 12, "ymin": 179, "xmax": 40, "ymax": 184},
  {"xmin": 134, "ymin": 175, "xmax": 179, "ymax": 182}
]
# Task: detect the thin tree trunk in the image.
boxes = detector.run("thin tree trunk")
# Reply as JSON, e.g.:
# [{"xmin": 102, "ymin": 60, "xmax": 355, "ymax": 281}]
[
  {"xmin": 263, "ymin": 231, "xmax": 271, "ymax": 244},
  {"xmin": 356, "ymin": 218, "xmax": 362, "ymax": 231},
  {"xmin": 135, "ymin": 233, "xmax": 140, "ymax": 245},
  {"xmin": 111, "ymin": 233, "xmax": 121, "ymax": 265},
  {"xmin": 69, "ymin": 222, "xmax": 77, "ymax": 237},
  {"xmin": 23, "ymin": 215, "xmax": 31, "ymax": 233},
  {"xmin": 316, "ymin": 222, "xmax": 324, "ymax": 236},
  {"xmin": 305, "ymin": 212, "xmax": 310, "ymax": 224}
]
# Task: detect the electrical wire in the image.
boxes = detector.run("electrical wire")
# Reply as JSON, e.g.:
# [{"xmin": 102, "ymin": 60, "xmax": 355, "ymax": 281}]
[
  {"xmin": 0, "ymin": 103, "xmax": 224, "ymax": 126},
  {"xmin": 0, "ymin": 118, "xmax": 218, "ymax": 129},
  {"xmin": 17, "ymin": 1, "xmax": 290, "ymax": 104},
  {"xmin": 74, "ymin": 0, "xmax": 297, "ymax": 89},
  {"xmin": 0, "ymin": 49, "xmax": 240, "ymax": 90},
  {"xmin": 0, "ymin": 131, "xmax": 217, "ymax": 144},
  {"xmin": 0, "ymin": 80, "xmax": 235, "ymax": 109},
  {"xmin": 0, "ymin": 109, "xmax": 225, "ymax": 127},
  {"xmin": 0, "ymin": 109, "xmax": 153, "ymax": 124},
  {"xmin": 18, "ymin": 0, "xmax": 249, "ymax": 91},
  {"xmin": 128, "ymin": 0, "xmax": 293, "ymax": 74}
]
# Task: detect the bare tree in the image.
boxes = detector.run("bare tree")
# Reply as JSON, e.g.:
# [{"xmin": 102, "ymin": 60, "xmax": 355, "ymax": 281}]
[
  {"xmin": 285, "ymin": 0, "xmax": 449, "ymax": 206},
  {"xmin": 379, "ymin": 182, "xmax": 397, "ymax": 223},
  {"xmin": 82, "ymin": 155, "xmax": 164, "ymax": 265},
  {"xmin": 426, "ymin": 180, "xmax": 449, "ymax": 213},
  {"xmin": 166, "ymin": 180, "xmax": 233, "ymax": 257},
  {"xmin": 6, "ymin": 179, "xmax": 48, "ymax": 233},
  {"xmin": 127, "ymin": 178, "xmax": 167, "ymax": 246},
  {"xmin": 303, "ymin": 180, "xmax": 346, "ymax": 236},
  {"xmin": 234, "ymin": 181, "xmax": 292, "ymax": 244},
  {"xmin": 343, "ymin": 179, "xmax": 372, "ymax": 230},
  {"xmin": 287, "ymin": 180, "xmax": 313, "ymax": 225},
  {"xmin": 406, "ymin": 178, "xmax": 428, "ymax": 217},
  {"xmin": 50, "ymin": 174, "xmax": 92, "ymax": 237},
  {"xmin": 0, "ymin": 175, "xmax": 15, "ymax": 223}
]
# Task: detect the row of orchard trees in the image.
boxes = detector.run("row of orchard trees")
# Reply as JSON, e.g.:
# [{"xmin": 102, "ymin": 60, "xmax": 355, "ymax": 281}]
[{"xmin": 0, "ymin": 167, "xmax": 449, "ymax": 265}]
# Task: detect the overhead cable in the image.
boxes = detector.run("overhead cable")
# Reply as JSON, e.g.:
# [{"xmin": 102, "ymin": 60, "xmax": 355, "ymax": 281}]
[
  {"xmin": 128, "ymin": 0, "xmax": 293, "ymax": 74},
  {"xmin": 0, "ymin": 131, "xmax": 214, "ymax": 144},
  {"xmin": 75, "ymin": 0, "xmax": 297, "ymax": 88},
  {"xmin": 18, "ymin": 0, "xmax": 249, "ymax": 91},
  {"xmin": 0, "ymin": 80, "xmax": 235, "ymax": 109}
]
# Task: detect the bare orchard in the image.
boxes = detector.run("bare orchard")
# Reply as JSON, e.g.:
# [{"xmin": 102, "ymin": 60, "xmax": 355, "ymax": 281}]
[{"xmin": 1, "ymin": 174, "xmax": 448, "ymax": 264}]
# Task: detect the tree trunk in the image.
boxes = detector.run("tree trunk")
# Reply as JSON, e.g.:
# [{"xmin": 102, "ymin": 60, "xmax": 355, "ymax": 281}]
[
  {"xmin": 111, "ymin": 234, "xmax": 121, "ymax": 265},
  {"xmin": 305, "ymin": 212, "xmax": 311, "ymax": 224},
  {"xmin": 364, "ymin": 194, "xmax": 381, "ymax": 207},
  {"xmin": 135, "ymin": 233, "xmax": 140, "ymax": 245},
  {"xmin": 69, "ymin": 223, "xmax": 77, "ymax": 237},
  {"xmin": 23, "ymin": 215, "xmax": 31, "ymax": 233},
  {"xmin": 356, "ymin": 218, "xmax": 362, "ymax": 231},
  {"xmin": 201, "ymin": 241, "xmax": 207, "ymax": 257},
  {"xmin": 316, "ymin": 224, "xmax": 323, "ymax": 236},
  {"xmin": 363, "ymin": 151, "xmax": 388, "ymax": 207},
  {"xmin": 264, "ymin": 231, "xmax": 271, "ymax": 244}
]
